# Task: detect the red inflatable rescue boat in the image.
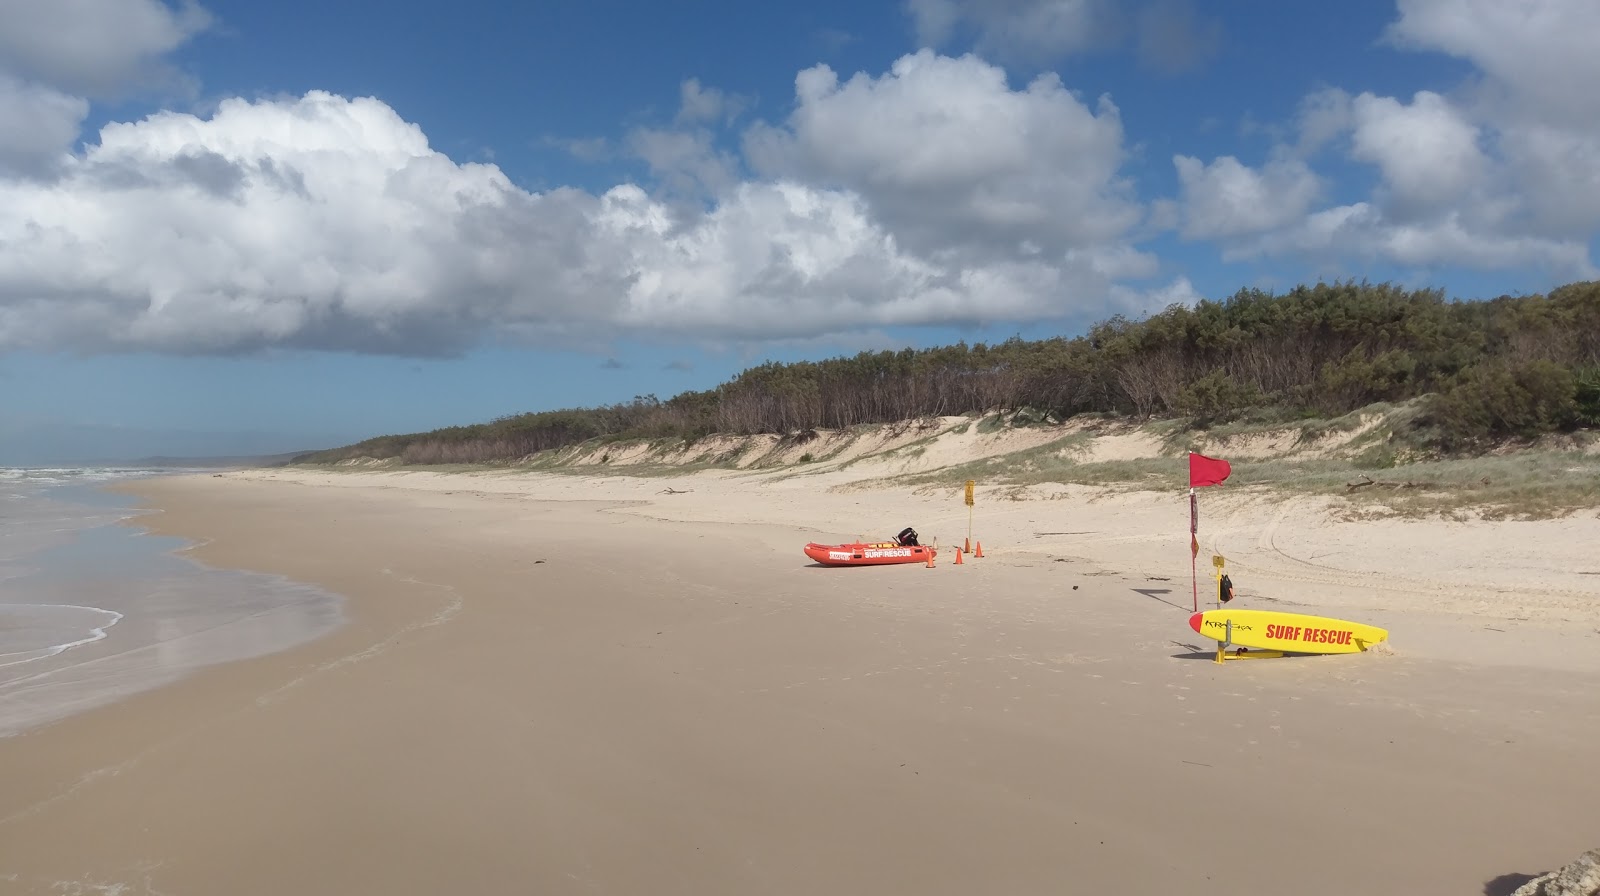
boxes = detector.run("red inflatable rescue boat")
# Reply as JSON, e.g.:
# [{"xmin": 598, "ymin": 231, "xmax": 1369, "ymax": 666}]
[{"xmin": 803, "ymin": 540, "xmax": 935, "ymax": 567}]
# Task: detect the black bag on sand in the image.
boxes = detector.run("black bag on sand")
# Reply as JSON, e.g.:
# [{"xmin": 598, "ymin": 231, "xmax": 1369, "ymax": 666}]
[{"xmin": 1219, "ymin": 573, "xmax": 1235, "ymax": 603}]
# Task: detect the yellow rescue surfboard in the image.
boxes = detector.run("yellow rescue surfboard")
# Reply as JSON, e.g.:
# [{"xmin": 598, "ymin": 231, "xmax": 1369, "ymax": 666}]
[{"xmin": 1189, "ymin": 608, "xmax": 1388, "ymax": 655}]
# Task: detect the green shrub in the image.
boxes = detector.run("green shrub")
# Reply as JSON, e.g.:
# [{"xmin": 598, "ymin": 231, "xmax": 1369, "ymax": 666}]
[
  {"xmin": 1177, "ymin": 370, "xmax": 1261, "ymax": 424},
  {"xmin": 1575, "ymin": 366, "xmax": 1600, "ymax": 426},
  {"xmin": 1429, "ymin": 360, "xmax": 1579, "ymax": 447}
]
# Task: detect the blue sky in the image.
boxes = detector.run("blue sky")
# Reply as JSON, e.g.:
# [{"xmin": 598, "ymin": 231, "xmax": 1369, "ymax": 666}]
[{"xmin": 1, "ymin": 0, "xmax": 1597, "ymax": 463}]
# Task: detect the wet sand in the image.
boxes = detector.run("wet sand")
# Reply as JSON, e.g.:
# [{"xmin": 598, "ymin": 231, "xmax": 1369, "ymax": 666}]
[{"xmin": 0, "ymin": 472, "xmax": 1595, "ymax": 894}]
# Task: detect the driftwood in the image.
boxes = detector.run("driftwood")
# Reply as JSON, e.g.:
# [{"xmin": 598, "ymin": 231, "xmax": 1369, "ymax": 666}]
[
  {"xmin": 1345, "ymin": 475, "xmax": 1427, "ymax": 492},
  {"xmin": 658, "ymin": 487, "xmax": 694, "ymax": 495}
]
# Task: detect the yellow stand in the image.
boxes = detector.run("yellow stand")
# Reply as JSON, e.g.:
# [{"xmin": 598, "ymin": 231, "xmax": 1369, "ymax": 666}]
[
  {"xmin": 1214, "ymin": 646, "xmax": 1287, "ymax": 663},
  {"xmin": 1211, "ymin": 617, "xmax": 1288, "ymax": 664},
  {"xmin": 1206, "ymin": 554, "xmax": 1288, "ymax": 662}
]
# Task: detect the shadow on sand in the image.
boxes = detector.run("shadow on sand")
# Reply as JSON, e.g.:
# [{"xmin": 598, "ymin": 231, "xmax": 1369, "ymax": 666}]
[
  {"xmin": 802, "ymin": 562, "xmax": 928, "ymax": 570},
  {"xmin": 1132, "ymin": 587, "xmax": 1192, "ymax": 612},
  {"xmin": 1167, "ymin": 641, "xmax": 1323, "ymax": 662},
  {"xmin": 1482, "ymin": 872, "xmax": 1542, "ymax": 896}
]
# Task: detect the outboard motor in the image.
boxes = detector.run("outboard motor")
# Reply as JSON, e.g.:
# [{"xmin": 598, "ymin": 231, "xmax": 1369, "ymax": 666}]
[{"xmin": 896, "ymin": 527, "xmax": 920, "ymax": 547}]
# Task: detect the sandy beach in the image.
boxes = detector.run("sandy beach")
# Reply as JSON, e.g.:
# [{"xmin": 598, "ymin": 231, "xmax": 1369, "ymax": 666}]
[{"xmin": 2, "ymin": 465, "xmax": 1597, "ymax": 894}]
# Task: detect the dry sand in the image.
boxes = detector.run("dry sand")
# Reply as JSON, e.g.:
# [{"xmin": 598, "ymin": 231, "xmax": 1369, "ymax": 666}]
[{"xmin": 1, "ymin": 464, "xmax": 1597, "ymax": 895}]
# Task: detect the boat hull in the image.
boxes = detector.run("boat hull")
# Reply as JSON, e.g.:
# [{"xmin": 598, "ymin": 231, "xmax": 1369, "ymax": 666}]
[{"xmin": 803, "ymin": 541, "xmax": 935, "ymax": 566}]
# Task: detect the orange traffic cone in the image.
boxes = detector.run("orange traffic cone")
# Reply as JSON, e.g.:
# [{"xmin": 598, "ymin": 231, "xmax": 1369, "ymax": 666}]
[
  {"xmin": 974, "ymin": 541, "xmax": 984, "ymax": 558},
  {"xmin": 925, "ymin": 549, "xmax": 936, "ymax": 568},
  {"xmin": 954, "ymin": 548, "xmax": 964, "ymax": 565},
  {"xmin": 963, "ymin": 537, "xmax": 971, "ymax": 553}
]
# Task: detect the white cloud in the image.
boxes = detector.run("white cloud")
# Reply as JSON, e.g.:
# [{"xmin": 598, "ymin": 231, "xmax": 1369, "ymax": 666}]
[
  {"xmin": 1383, "ymin": 0, "xmax": 1600, "ymax": 123},
  {"xmin": 1172, "ymin": 154, "xmax": 1322, "ymax": 240},
  {"xmin": 905, "ymin": 0, "xmax": 963, "ymax": 48},
  {"xmin": 547, "ymin": 136, "xmax": 611, "ymax": 163},
  {"xmin": 676, "ymin": 78, "xmax": 744, "ymax": 125},
  {"xmin": 1500, "ymin": 123, "xmax": 1600, "ymax": 234},
  {"xmin": 0, "ymin": 81, "xmax": 1161, "ymax": 356},
  {"xmin": 0, "ymin": 93, "xmax": 625, "ymax": 355},
  {"xmin": 1168, "ymin": 0, "xmax": 1600, "ymax": 281},
  {"xmin": 0, "ymin": 0, "xmax": 213, "ymax": 97},
  {"xmin": 598, "ymin": 180, "xmax": 1134, "ymax": 339},
  {"xmin": 743, "ymin": 50, "xmax": 1141, "ymax": 259},
  {"xmin": 625, "ymin": 127, "xmax": 741, "ymax": 202},
  {"xmin": 1111, "ymin": 275, "xmax": 1202, "ymax": 317},
  {"xmin": 20, "ymin": 2, "xmax": 1595, "ymax": 364},
  {"xmin": 0, "ymin": 75, "xmax": 89, "ymax": 176},
  {"xmin": 622, "ymin": 79, "xmax": 750, "ymax": 204},
  {"xmin": 1371, "ymin": 0, "xmax": 1600, "ymax": 238},
  {"xmin": 0, "ymin": 0, "xmax": 211, "ymax": 182},
  {"xmin": 1189, "ymin": 152, "xmax": 1597, "ymax": 279},
  {"xmin": 1293, "ymin": 88, "xmax": 1353, "ymax": 157},
  {"xmin": 1348, "ymin": 90, "xmax": 1488, "ymax": 214},
  {"xmin": 1246, "ymin": 203, "xmax": 1595, "ymax": 276}
]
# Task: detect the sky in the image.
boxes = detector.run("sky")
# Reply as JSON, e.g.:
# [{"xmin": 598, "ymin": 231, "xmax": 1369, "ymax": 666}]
[{"xmin": 2, "ymin": 0, "xmax": 1597, "ymax": 464}]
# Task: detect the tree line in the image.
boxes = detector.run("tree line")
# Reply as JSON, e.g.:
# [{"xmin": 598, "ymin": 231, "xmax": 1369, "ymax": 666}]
[{"xmin": 295, "ymin": 279, "xmax": 1600, "ymax": 467}]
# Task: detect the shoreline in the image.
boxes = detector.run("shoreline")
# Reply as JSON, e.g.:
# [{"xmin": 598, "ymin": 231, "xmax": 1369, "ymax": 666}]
[
  {"xmin": 0, "ymin": 471, "xmax": 345, "ymax": 740},
  {"xmin": 0, "ymin": 469, "xmax": 1595, "ymax": 894}
]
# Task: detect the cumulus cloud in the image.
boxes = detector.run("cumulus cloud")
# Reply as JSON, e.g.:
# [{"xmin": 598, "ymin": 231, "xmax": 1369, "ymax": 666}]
[
  {"xmin": 1111, "ymin": 275, "xmax": 1203, "ymax": 317},
  {"xmin": 1246, "ymin": 203, "xmax": 1595, "ymax": 275},
  {"xmin": 1379, "ymin": 0, "xmax": 1600, "ymax": 237},
  {"xmin": 17, "ymin": 0, "xmax": 1595, "ymax": 364},
  {"xmin": 744, "ymin": 50, "xmax": 1141, "ymax": 259},
  {"xmin": 1171, "ymin": 154, "xmax": 1322, "ymax": 240},
  {"xmin": 546, "ymin": 136, "xmax": 611, "ymax": 163},
  {"xmin": 1167, "ymin": 0, "xmax": 1600, "ymax": 281},
  {"xmin": 0, "ymin": 0, "xmax": 213, "ymax": 98},
  {"xmin": 0, "ymin": 93, "xmax": 627, "ymax": 355},
  {"xmin": 625, "ymin": 126, "xmax": 741, "ymax": 202},
  {"xmin": 0, "ymin": 0, "xmax": 211, "ymax": 180},
  {"xmin": 598, "ymin": 178, "xmax": 1151, "ymax": 339},
  {"xmin": 1180, "ymin": 124, "xmax": 1595, "ymax": 279},
  {"xmin": 0, "ymin": 68, "xmax": 1162, "ymax": 357},
  {"xmin": 622, "ymin": 78, "xmax": 749, "ymax": 204},
  {"xmin": 1502, "ymin": 123, "xmax": 1600, "ymax": 234},
  {"xmin": 0, "ymin": 75, "xmax": 89, "ymax": 177},
  {"xmin": 1292, "ymin": 88, "xmax": 1353, "ymax": 157},
  {"xmin": 1347, "ymin": 90, "xmax": 1488, "ymax": 216},
  {"xmin": 1382, "ymin": 0, "xmax": 1600, "ymax": 122},
  {"xmin": 675, "ymin": 78, "xmax": 744, "ymax": 126}
]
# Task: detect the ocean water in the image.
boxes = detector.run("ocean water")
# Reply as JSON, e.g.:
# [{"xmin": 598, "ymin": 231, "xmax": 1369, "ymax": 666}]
[{"xmin": 1, "ymin": 467, "xmax": 345, "ymax": 738}]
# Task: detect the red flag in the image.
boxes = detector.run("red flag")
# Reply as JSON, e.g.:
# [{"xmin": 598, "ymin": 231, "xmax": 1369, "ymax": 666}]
[{"xmin": 1188, "ymin": 452, "xmax": 1231, "ymax": 487}]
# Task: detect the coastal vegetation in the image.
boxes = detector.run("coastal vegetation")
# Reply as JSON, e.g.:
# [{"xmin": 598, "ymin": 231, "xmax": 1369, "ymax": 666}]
[{"xmin": 296, "ymin": 279, "xmax": 1600, "ymax": 470}]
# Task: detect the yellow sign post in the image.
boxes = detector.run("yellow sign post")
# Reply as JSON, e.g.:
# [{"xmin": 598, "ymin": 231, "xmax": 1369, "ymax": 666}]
[{"xmin": 964, "ymin": 479, "xmax": 975, "ymax": 553}]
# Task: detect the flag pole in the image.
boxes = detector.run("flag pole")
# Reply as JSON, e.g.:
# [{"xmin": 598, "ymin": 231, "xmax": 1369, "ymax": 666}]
[
  {"xmin": 1186, "ymin": 453, "xmax": 1231, "ymax": 614},
  {"xmin": 1189, "ymin": 486, "xmax": 1198, "ymax": 613}
]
